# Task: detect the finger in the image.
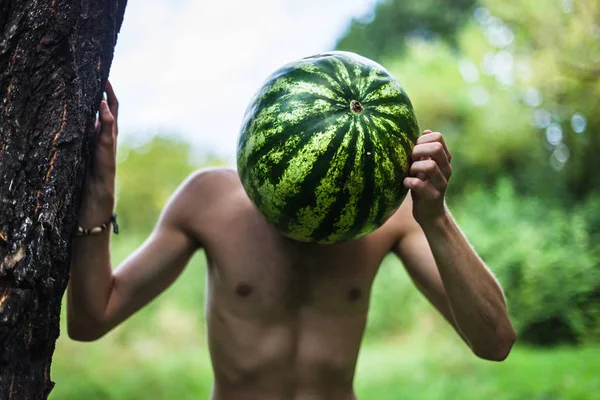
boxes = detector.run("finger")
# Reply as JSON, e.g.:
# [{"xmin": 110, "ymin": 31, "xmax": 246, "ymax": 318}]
[
  {"xmin": 409, "ymin": 159, "xmax": 447, "ymax": 190},
  {"xmin": 94, "ymin": 101, "xmax": 117, "ymax": 176},
  {"xmin": 415, "ymin": 131, "xmax": 433, "ymax": 180},
  {"xmin": 403, "ymin": 177, "xmax": 442, "ymax": 200},
  {"xmin": 99, "ymin": 100, "xmax": 115, "ymax": 139},
  {"xmin": 412, "ymin": 142, "xmax": 452, "ymax": 179},
  {"xmin": 403, "ymin": 177, "xmax": 423, "ymax": 191},
  {"xmin": 105, "ymin": 80, "xmax": 119, "ymax": 119},
  {"xmin": 417, "ymin": 131, "xmax": 451, "ymax": 163}
]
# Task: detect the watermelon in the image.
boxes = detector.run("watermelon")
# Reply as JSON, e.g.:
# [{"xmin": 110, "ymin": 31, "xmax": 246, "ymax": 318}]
[{"xmin": 237, "ymin": 51, "xmax": 419, "ymax": 244}]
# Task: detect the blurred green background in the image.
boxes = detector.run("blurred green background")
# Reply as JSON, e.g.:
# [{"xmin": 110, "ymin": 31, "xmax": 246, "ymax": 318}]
[{"xmin": 51, "ymin": 0, "xmax": 600, "ymax": 398}]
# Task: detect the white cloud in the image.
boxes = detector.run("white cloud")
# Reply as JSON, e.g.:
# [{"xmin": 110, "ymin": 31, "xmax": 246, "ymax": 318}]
[{"xmin": 110, "ymin": 0, "xmax": 379, "ymax": 161}]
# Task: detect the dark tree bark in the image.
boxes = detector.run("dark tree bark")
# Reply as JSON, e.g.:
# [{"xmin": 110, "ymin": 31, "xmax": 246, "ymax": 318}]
[{"xmin": 0, "ymin": 1, "xmax": 127, "ymax": 398}]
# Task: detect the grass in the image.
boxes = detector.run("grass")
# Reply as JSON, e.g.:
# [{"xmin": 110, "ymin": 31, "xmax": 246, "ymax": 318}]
[
  {"xmin": 51, "ymin": 327, "xmax": 600, "ymax": 400},
  {"xmin": 49, "ymin": 234, "xmax": 600, "ymax": 399},
  {"xmin": 355, "ymin": 334, "xmax": 600, "ymax": 400}
]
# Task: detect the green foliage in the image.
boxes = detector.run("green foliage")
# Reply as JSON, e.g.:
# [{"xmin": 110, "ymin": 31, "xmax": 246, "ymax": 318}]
[
  {"xmin": 339, "ymin": 0, "xmax": 600, "ymax": 204},
  {"xmin": 114, "ymin": 135, "xmax": 225, "ymax": 234},
  {"xmin": 453, "ymin": 181, "xmax": 600, "ymax": 345},
  {"xmin": 336, "ymin": 0, "xmax": 478, "ymax": 61},
  {"xmin": 380, "ymin": 37, "xmax": 546, "ymax": 198},
  {"xmin": 369, "ymin": 180, "xmax": 600, "ymax": 346},
  {"xmin": 363, "ymin": 256, "xmax": 429, "ymax": 340},
  {"xmin": 472, "ymin": 0, "xmax": 600, "ymax": 201}
]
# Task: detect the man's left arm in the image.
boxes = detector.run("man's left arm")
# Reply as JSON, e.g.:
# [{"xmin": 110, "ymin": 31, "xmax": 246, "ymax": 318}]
[{"xmin": 394, "ymin": 130, "xmax": 516, "ymax": 362}]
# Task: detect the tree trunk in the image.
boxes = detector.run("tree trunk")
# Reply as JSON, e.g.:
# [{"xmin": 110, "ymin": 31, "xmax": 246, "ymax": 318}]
[{"xmin": 0, "ymin": 1, "xmax": 127, "ymax": 398}]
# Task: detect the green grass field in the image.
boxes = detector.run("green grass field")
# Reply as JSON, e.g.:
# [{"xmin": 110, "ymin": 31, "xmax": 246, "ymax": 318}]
[{"xmin": 49, "ymin": 235, "xmax": 600, "ymax": 400}]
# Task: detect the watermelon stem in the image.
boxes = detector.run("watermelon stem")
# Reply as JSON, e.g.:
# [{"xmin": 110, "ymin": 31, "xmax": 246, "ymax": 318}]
[{"xmin": 350, "ymin": 100, "xmax": 364, "ymax": 115}]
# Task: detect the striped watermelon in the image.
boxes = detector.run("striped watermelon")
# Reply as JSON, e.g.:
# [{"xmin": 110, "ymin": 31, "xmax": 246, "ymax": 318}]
[{"xmin": 237, "ymin": 51, "xmax": 419, "ymax": 244}]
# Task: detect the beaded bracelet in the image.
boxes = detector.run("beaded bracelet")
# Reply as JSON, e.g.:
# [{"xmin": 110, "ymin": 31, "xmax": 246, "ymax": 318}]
[{"xmin": 75, "ymin": 213, "xmax": 119, "ymax": 236}]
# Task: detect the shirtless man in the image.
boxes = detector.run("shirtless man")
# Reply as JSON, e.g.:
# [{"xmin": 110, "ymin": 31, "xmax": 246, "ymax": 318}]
[{"xmin": 68, "ymin": 82, "xmax": 516, "ymax": 400}]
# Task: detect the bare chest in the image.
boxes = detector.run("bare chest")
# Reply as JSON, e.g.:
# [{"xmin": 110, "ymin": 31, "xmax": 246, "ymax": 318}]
[{"xmin": 205, "ymin": 230, "xmax": 387, "ymax": 319}]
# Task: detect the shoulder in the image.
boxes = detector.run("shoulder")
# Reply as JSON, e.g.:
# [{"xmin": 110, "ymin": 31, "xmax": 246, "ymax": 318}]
[
  {"xmin": 160, "ymin": 167, "xmax": 246, "ymax": 226},
  {"xmin": 172, "ymin": 167, "xmax": 247, "ymax": 211},
  {"xmin": 182, "ymin": 167, "xmax": 241, "ymax": 196},
  {"xmin": 177, "ymin": 167, "xmax": 273, "ymax": 246}
]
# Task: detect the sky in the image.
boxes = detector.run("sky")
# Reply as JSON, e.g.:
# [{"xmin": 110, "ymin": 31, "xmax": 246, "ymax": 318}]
[{"xmin": 109, "ymin": 0, "xmax": 380, "ymax": 163}]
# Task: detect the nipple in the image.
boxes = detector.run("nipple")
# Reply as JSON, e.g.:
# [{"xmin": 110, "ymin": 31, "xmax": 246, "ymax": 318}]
[{"xmin": 236, "ymin": 283, "xmax": 253, "ymax": 298}]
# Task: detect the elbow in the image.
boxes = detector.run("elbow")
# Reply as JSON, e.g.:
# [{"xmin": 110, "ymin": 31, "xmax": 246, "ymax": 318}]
[
  {"xmin": 68, "ymin": 327, "xmax": 105, "ymax": 342},
  {"xmin": 67, "ymin": 319, "xmax": 106, "ymax": 342},
  {"xmin": 473, "ymin": 326, "xmax": 517, "ymax": 362},
  {"xmin": 67, "ymin": 327, "xmax": 101, "ymax": 342},
  {"xmin": 475, "ymin": 344, "xmax": 512, "ymax": 362},
  {"xmin": 68, "ymin": 330, "xmax": 101, "ymax": 342}
]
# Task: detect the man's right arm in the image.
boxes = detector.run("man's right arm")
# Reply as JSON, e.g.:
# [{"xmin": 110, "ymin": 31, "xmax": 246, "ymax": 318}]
[
  {"xmin": 68, "ymin": 179, "xmax": 200, "ymax": 341},
  {"xmin": 67, "ymin": 82, "xmax": 202, "ymax": 341}
]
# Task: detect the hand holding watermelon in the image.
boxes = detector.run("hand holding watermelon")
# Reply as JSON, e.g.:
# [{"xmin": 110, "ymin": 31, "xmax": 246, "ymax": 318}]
[{"xmin": 403, "ymin": 129, "xmax": 452, "ymax": 225}]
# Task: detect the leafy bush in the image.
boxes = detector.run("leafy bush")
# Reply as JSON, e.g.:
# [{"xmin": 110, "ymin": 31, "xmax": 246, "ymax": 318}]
[
  {"xmin": 115, "ymin": 135, "xmax": 226, "ymax": 234},
  {"xmin": 453, "ymin": 180, "xmax": 600, "ymax": 345},
  {"xmin": 364, "ymin": 256, "xmax": 430, "ymax": 341}
]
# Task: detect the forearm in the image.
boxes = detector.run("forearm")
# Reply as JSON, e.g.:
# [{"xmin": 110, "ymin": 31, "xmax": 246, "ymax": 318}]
[
  {"xmin": 421, "ymin": 208, "xmax": 515, "ymax": 360},
  {"xmin": 68, "ymin": 191, "xmax": 115, "ymax": 340}
]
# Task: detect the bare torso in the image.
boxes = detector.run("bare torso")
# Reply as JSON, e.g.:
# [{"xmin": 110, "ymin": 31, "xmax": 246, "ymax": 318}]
[{"xmin": 189, "ymin": 169, "xmax": 401, "ymax": 400}]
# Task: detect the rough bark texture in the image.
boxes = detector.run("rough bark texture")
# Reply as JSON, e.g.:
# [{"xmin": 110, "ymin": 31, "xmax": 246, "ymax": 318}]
[{"xmin": 0, "ymin": 1, "xmax": 127, "ymax": 398}]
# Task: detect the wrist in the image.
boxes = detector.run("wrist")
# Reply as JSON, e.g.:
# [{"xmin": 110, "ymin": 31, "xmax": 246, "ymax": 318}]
[
  {"xmin": 84, "ymin": 176, "xmax": 115, "ymax": 198},
  {"xmin": 79, "ymin": 194, "xmax": 115, "ymax": 228},
  {"xmin": 75, "ymin": 213, "xmax": 119, "ymax": 236},
  {"xmin": 417, "ymin": 205, "xmax": 451, "ymax": 232}
]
